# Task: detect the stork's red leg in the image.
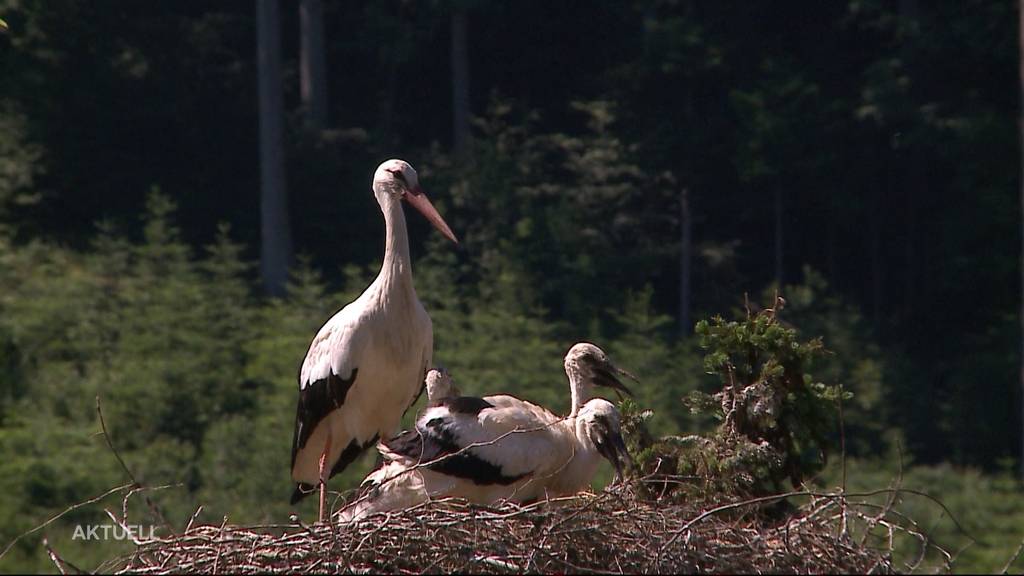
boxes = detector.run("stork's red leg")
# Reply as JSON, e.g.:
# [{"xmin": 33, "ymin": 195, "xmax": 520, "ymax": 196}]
[{"xmin": 318, "ymin": 433, "xmax": 332, "ymax": 523}]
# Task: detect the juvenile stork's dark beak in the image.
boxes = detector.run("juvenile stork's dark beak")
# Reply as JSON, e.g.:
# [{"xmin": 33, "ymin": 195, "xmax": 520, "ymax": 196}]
[
  {"xmin": 403, "ymin": 185, "xmax": 459, "ymax": 244},
  {"xmin": 594, "ymin": 424, "xmax": 634, "ymax": 483}
]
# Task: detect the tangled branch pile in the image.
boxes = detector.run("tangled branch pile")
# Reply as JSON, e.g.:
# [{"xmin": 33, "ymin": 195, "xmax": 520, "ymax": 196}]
[{"xmin": 91, "ymin": 480, "xmax": 951, "ymax": 575}]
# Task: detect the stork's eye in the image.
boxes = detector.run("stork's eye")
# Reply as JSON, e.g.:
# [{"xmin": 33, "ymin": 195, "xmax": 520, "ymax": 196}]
[{"xmin": 390, "ymin": 169, "xmax": 408, "ymax": 185}]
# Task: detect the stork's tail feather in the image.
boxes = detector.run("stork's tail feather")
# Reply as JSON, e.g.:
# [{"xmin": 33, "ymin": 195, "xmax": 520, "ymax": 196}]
[
  {"xmin": 335, "ymin": 500, "xmax": 368, "ymax": 523},
  {"xmin": 336, "ymin": 462, "xmax": 427, "ymax": 523},
  {"xmin": 326, "ymin": 435, "xmax": 381, "ymax": 479},
  {"xmin": 290, "ymin": 436, "xmax": 383, "ymax": 507}
]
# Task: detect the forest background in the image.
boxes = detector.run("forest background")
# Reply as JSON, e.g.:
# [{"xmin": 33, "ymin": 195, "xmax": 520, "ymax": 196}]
[{"xmin": 0, "ymin": 1, "xmax": 1022, "ymax": 573}]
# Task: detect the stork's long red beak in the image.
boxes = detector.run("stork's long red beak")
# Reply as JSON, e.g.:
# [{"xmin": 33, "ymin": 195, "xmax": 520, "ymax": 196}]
[{"xmin": 403, "ymin": 186, "xmax": 458, "ymax": 244}]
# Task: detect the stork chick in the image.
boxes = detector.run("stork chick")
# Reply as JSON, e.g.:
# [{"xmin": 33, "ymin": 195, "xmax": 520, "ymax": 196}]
[{"xmin": 337, "ymin": 342, "xmax": 636, "ymax": 522}]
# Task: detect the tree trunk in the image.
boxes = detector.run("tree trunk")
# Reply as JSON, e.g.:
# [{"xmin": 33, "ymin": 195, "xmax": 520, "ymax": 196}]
[
  {"xmin": 299, "ymin": 0, "xmax": 328, "ymax": 130},
  {"xmin": 451, "ymin": 9, "xmax": 470, "ymax": 157},
  {"xmin": 680, "ymin": 187, "xmax": 692, "ymax": 336},
  {"xmin": 904, "ymin": 163, "xmax": 917, "ymax": 315},
  {"xmin": 870, "ymin": 177, "xmax": 883, "ymax": 325},
  {"xmin": 1018, "ymin": 0, "xmax": 1024, "ymax": 481},
  {"xmin": 826, "ymin": 200, "xmax": 837, "ymax": 287},
  {"xmin": 900, "ymin": 0, "xmax": 919, "ymax": 319},
  {"xmin": 257, "ymin": 0, "xmax": 292, "ymax": 297},
  {"xmin": 774, "ymin": 187, "xmax": 784, "ymax": 286},
  {"xmin": 380, "ymin": 57, "xmax": 399, "ymax": 148},
  {"xmin": 641, "ymin": 3, "xmax": 656, "ymax": 54}
]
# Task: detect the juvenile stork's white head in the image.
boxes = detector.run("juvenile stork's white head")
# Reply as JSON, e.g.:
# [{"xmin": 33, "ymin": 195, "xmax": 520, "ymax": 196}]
[
  {"xmin": 577, "ymin": 398, "xmax": 634, "ymax": 482},
  {"xmin": 373, "ymin": 159, "xmax": 458, "ymax": 243},
  {"xmin": 425, "ymin": 367, "xmax": 460, "ymax": 405},
  {"xmin": 564, "ymin": 342, "xmax": 637, "ymax": 415}
]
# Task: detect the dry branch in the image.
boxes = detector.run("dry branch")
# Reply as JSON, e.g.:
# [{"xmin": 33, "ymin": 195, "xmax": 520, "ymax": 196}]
[{"xmin": 0, "ymin": 482, "xmax": 134, "ymax": 562}]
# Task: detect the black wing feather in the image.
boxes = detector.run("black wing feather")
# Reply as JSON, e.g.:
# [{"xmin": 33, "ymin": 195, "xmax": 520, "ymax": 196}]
[
  {"xmin": 290, "ymin": 433, "xmax": 378, "ymax": 505},
  {"xmin": 438, "ymin": 396, "xmax": 495, "ymax": 415},
  {"xmin": 289, "ymin": 368, "xmax": 358, "ymax": 470},
  {"xmin": 382, "ymin": 401, "xmax": 529, "ymax": 486}
]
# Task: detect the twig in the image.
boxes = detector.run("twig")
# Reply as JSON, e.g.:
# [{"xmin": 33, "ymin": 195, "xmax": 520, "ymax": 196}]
[
  {"xmin": 837, "ymin": 385, "xmax": 848, "ymax": 541},
  {"xmin": 662, "ymin": 486, "xmax": 973, "ymax": 554},
  {"xmin": 185, "ymin": 506, "xmax": 203, "ymax": 534},
  {"xmin": 96, "ymin": 395, "xmax": 139, "ymax": 488},
  {"xmin": 96, "ymin": 395, "xmax": 175, "ymax": 535},
  {"xmin": 860, "ymin": 443, "xmax": 905, "ymax": 548},
  {"xmin": 1002, "ymin": 536, "xmax": 1024, "ymax": 574},
  {"xmin": 0, "ymin": 482, "xmax": 133, "ymax": 561},
  {"xmin": 43, "ymin": 538, "xmax": 84, "ymax": 575},
  {"xmin": 212, "ymin": 515, "xmax": 228, "ymax": 574}
]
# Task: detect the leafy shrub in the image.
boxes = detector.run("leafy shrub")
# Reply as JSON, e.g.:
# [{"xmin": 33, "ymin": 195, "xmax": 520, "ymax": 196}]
[{"xmin": 624, "ymin": 293, "xmax": 848, "ymax": 498}]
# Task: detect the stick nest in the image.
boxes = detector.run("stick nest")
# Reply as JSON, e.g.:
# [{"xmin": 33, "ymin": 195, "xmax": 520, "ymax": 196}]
[{"xmin": 103, "ymin": 482, "xmax": 911, "ymax": 574}]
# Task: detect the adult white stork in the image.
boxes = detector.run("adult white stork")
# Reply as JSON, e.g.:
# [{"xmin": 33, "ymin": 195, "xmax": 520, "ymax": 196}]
[
  {"xmin": 290, "ymin": 159, "xmax": 457, "ymax": 522},
  {"xmin": 337, "ymin": 343, "xmax": 636, "ymax": 522}
]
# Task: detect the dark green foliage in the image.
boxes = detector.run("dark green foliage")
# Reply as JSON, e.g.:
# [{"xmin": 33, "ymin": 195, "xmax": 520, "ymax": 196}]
[
  {"xmin": 0, "ymin": 104, "xmax": 42, "ymax": 232},
  {"xmin": 419, "ymin": 96, "xmax": 679, "ymax": 329},
  {"xmin": 623, "ymin": 293, "xmax": 849, "ymax": 499},
  {"xmin": 769, "ymin": 268, "xmax": 891, "ymax": 456},
  {"xmin": 692, "ymin": 295, "xmax": 847, "ymax": 493}
]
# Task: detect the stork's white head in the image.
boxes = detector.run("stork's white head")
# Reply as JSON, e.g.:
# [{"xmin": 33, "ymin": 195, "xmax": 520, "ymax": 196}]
[
  {"xmin": 577, "ymin": 398, "xmax": 633, "ymax": 482},
  {"xmin": 373, "ymin": 159, "xmax": 458, "ymax": 243},
  {"xmin": 425, "ymin": 367, "xmax": 460, "ymax": 404},
  {"xmin": 373, "ymin": 159, "xmax": 420, "ymax": 195},
  {"xmin": 564, "ymin": 342, "xmax": 637, "ymax": 399}
]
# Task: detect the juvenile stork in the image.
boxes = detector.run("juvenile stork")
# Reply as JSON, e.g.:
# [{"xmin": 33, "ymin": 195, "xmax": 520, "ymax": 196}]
[
  {"xmin": 290, "ymin": 159, "xmax": 457, "ymax": 522},
  {"xmin": 337, "ymin": 343, "xmax": 636, "ymax": 522}
]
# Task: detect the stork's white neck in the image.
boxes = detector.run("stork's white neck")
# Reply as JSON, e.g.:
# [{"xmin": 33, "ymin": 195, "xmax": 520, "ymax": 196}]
[
  {"xmin": 551, "ymin": 416, "xmax": 601, "ymax": 493},
  {"xmin": 377, "ymin": 195, "xmax": 415, "ymax": 300},
  {"xmin": 566, "ymin": 361, "xmax": 591, "ymax": 418}
]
